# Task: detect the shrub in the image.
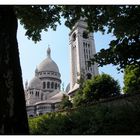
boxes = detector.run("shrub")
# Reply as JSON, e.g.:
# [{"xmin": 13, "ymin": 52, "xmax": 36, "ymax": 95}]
[
  {"xmin": 29, "ymin": 94, "xmax": 140, "ymax": 135},
  {"xmin": 123, "ymin": 64, "xmax": 140, "ymax": 94},
  {"xmin": 73, "ymin": 73, "xmax": 120, "ymax": 106},
  {"xmin": 72, "ymin": 89, "xmax": 85, "ymax": 107},
  {"xmin": 58, "ymin": 94, "xmax": 72, "ymax": 110}
]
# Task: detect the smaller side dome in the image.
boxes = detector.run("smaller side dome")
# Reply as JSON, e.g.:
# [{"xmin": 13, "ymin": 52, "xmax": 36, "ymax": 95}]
[{"xmin": 28, "ymin": 76, "xmax": 42, "ymax": 89}]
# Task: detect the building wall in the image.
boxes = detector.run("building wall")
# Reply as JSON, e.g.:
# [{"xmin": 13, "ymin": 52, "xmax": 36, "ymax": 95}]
[{"xmin": 69, "ymin": 19, "xmax": 99, "ymax": 92}]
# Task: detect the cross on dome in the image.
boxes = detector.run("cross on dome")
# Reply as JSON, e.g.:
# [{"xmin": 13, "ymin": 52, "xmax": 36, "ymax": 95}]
[{"xmin": 47, "ymin": 45, "xmax": 51, "ymax": 58}]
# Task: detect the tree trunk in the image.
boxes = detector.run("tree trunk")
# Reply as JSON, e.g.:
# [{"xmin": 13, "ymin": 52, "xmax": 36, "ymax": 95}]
[{"xmin": 0, "ymin": 6, "xmax": 29, "ymax": 134}]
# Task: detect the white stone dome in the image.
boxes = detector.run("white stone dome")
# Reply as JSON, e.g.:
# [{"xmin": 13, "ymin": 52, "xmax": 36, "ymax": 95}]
[
  {"xmin": 38, "ymin": 58, "xmax": 59, "ymax": 73},
  {"xmin": 28, "ymin": 76, "xmax": 42, "ymax": 89},
  {"xmin": 37, "ymin": 47, "xmax": 60, "ymax": 73}
]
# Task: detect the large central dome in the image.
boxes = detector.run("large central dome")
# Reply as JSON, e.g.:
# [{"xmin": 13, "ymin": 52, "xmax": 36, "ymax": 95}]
[
  {"xmin": 37, "ymin": 47, "xmax": 60, "ymax": 73},
  {"xmin": 38, "ymin": 57, "xmax": 59, "ymax": 73}
]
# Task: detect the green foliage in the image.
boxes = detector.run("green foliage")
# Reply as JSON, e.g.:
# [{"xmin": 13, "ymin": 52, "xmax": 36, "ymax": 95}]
[
  {"xmin": 59, "ymin": 94, "xmax": 72, "ymax": 110},
  {"xmin": 29, "ymin": 94, "xmax": 140, "ymax": 134},
  {"xmin": 84, "ymin": 74, "xmax": 120, "ymax": 100},
  {"xmin": 82, "ymin": 5, "xmax": 140, "ymax": 69},
  {"xmin": 15, "ymin": 6, "xmax": 62, "ymax": 42},
  {"xmin": 73, "ymin": 74, "xmax": 120, "ymax": 107},
  {"xmin": 14, "ymin": 5, "xmax": 140, "ymax": 69},
  {"xmin": 73, "ymin": 89, "xmax": 85, "ymax": 107},
  {"xmin": 29, "ymin": 112, "xmax": 69, "ymax": 134},
  {"xmin": 123, "ymin": 64, "xmax": 140, "ymax": 94},
  {"xmin": 65, "ymin": 5, "xmax": 140, "ymax": 69}
]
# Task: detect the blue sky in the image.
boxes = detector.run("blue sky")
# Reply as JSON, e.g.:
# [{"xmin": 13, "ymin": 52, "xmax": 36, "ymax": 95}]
[{"xmin": 17, "ymin": 19, "xmax": 124, "ymax": 91}]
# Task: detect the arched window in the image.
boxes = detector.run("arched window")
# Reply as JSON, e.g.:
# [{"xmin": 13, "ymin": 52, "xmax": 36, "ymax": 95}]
[
  {"xmin": 55, "ymin": 83, "xmax": 57, "ymax": 89},
  {"xmin": 51, "ymin": 82, "xmax": 54, "ymax": 89},
  {"xmin": 37, "ymin": 92, "xmax": 39, "ymax": 97},
  {"xmin": 83, "ymin": 31, "xmax": 88, "ymax": 39},
  {"xmin": 39, "ymin": 113, "xmax": 43, "ymax": 116},
  {"xmin": 83, "ymin": 42, "xmax": 85, "ymax": 47},
  {"xmin": 29, "ymin": 115, "xmax": 33, "ymax": 117},
  {"xmin": 35, "ymin": 91, "xmax": 38, "ymax": 96},
  {"xmin": 51, "ymin": 104, "xmax": 55, "ymax": 111},
  {"xmin": 41, "ymin": 93, "xmax": 43, "ymax": 100},
  {"xmin": 47, "ymin": 82, "xmax": 50, "ymax": 88},
  {"xmin": 86, "ymin": 73, "xmax": 92, "ymax": 79},
  {"xmin": 43, "ymin": 82, "xmax": 46, "ymax": 89},
  {"xmin": 58, "ymin": 84, "xmax": 60, "ymax": 90}
]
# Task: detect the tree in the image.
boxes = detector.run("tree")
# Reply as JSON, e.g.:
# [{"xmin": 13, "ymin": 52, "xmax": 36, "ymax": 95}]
[
  {"xmin": 73, "ymin": 89, "xmax": 85, "ymax": 107},
  {"xmin": 15, "ymin": 6, "xmax": 140, "ymax": 70},
  {"xmin": 60, "ymin": 6, "xmax": 140, "ymax": 70},
  {"xmin": 0, "ymin": 5, "xmax": 139, "ymax": 134},
  {"xmin": 123, "ymin": 64, "xmax": 140, "ymax": 94},
  {"xmin": 0, "ymin": 5, "xmax": 66, "ymax": 134},
  {"xmin": 73, "ymin": 74, "xmax": 120, "ymax": 106},
  {"xmin": 14, "ymin": 6, "xmax": 140, "ymax": 69},
  {"xmin": 0, "ymin": 6, "xmax": 29, "ymax": 134},
  {"xmin": 59, "ymin": 95, "xmax": 72, "ymax": 110},
  {"xmin": 82, "ymin": 74, "xmax": 120, "ymax": 102},
  {"xmin": 85, "ymin": 5, "xmax": 140, "ymax": 70}
]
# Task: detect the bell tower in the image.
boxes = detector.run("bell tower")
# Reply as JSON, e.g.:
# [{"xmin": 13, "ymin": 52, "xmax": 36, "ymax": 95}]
[{"xmin": 69, "ymin": 19, "xmax": 99, "ymax": 93}]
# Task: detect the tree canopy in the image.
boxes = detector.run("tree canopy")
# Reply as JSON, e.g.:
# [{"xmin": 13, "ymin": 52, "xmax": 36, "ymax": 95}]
[
  {"xmin": 15, "ymin": 6, "xmax": 62, "ymax": 42},
  {"xmin": 0, "ymin": 5, "xmax": 139, "ymax": 134},
  {"xmin": 123, "ymin": 64, "xmax": 140, "ymax": 94},
  {"xmin": 15, "ymin": 5, "xmax": 140, "ymax": 69},
  {"xmin": 58, "ymin": 94, "xmax": 72, "ymax": 110},
  {"xmin": 73, "ymin": 73, "xmax": 120, "ymax": 106}
]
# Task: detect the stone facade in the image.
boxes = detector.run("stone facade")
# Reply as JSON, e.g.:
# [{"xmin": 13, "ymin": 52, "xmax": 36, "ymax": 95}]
[
  {"xmin": 68, "ymin": 19, "xmax": 99, "ymax": 95},
  {"xmin": 25, "ymin": 19, "xmax": 99, "ymax": 117},
  {"xmin": 25, "ymin": 47, "xmax": 66, "ymax": 117}
]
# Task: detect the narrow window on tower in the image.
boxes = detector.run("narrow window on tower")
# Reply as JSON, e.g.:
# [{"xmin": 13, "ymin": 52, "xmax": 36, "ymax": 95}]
[
  {"xmin": 90, "ymin": 67, "xmax": 92, "ymax": 71},
  {"xmin": 41, "ymin": 93, "xmax": 43, "ymax": 100},
  {"xmin": 35, "ymin": 91, "xmax": 37, "ymax": 96},
  {"xmin": 83, "ymin": 31, "xmax": 89, "ymax": 39},
  {"xmin": 47, "ymin": 82, "xmax": 50, "ymax": 88},
  {"xmin": 51, "ymin": 82, "xmax": 54, "ymax": 89},
  {"xmin": 58, "ymin": 84, "xmax": 60, "ymax": 90},
  {"xmin": 83, "ymin": 42, "xmax": 85, "ymax": 47},
  {"xmin": 86, "ymin": 73, "xmax": 92, "ymax": 79},
  {"xmin": 55, "ymin": 83, "xmax": 57, "ymax": 89},
  {"xmin": 43, "ymin": 82, "xmax": 46, "ymax": 89}
]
